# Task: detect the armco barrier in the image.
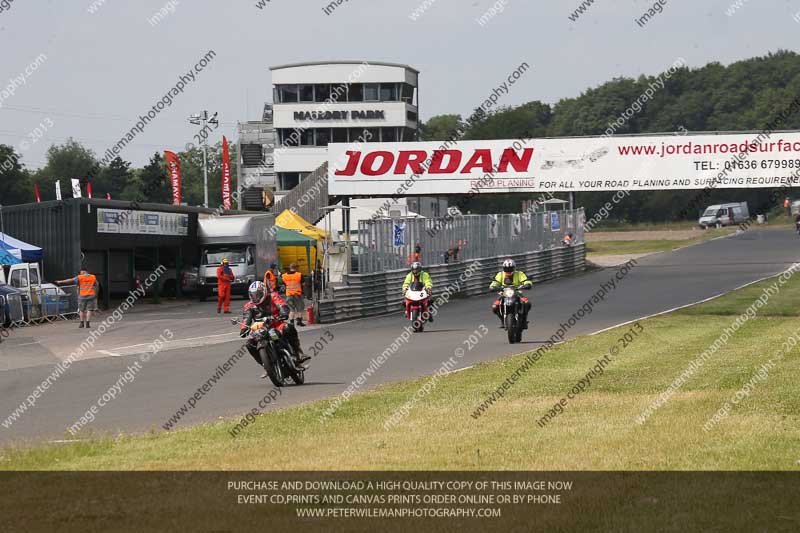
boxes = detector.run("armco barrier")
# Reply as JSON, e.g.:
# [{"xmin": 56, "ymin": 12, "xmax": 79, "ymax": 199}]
[{"xmin": 318, "ymin": 243, "xmax": 585, "ymax": 323}]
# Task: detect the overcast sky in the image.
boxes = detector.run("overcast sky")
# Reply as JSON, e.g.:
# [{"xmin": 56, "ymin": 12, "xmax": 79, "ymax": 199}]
[{"xmin": 0, "ymin": 0, "xmax": 796, "ymax": 170}]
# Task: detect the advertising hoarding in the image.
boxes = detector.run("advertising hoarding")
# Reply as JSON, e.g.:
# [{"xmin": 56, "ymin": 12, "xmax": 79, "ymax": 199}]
[{"xmin": 327, "ymin": 132, "xmax": 800, "ymax": 195}]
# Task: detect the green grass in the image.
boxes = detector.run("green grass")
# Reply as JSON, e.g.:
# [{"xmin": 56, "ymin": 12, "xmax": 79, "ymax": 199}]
[
  {"xmin": 3, "ymin": 276, "xmax": 800, "ymax": 471},
  {"xmin": 590, "ymin": 220, "xmax": 701, "ymax": 232},
  {"xmin": 586, "ymin": 228, "xmax": 734, "ymax": 256},
  {"xmin": 586, "ymin": 239, "xmax": 689, "ymax": 255}
]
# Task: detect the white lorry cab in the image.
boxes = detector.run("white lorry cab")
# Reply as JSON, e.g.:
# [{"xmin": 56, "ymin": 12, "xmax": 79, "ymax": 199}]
[{"xmin": 698, "ymin": 202, "xmax": 749, "ymax": 229}]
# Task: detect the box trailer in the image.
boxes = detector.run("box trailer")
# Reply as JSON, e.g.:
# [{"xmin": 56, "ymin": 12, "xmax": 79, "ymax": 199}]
[{"xmin": 196, "ymin": 214, "xmax": 277, "ymax": 300}]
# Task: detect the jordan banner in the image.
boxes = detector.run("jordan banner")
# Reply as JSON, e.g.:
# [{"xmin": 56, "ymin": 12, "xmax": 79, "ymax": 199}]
[
  {"xmin": 328, "ymin": 132, "xmax": 800, "ymax": 195},
  {"xmin": 165, "ymin": 151, "xmax": 182, "ymax": 205},
  {"xmin": 221, "ymin": 136, "xmax": 232, "ymax": 210}
]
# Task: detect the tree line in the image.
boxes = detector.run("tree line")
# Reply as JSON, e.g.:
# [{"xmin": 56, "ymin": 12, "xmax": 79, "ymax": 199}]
[
  {"xmin": 0, "ymin": 140, "xmax": 236, "ymax": 208},
  {"xmin": 420, "ymin": 50, "xmax": 800, "ymax": 223}
]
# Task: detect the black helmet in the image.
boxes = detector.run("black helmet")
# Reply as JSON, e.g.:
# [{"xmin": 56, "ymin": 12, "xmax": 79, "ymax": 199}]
[
  {"xmin": 502, "ymin": 259, "xmax": 515, "ymax": 273},
  {"xmin": 410, "ymin": 262, "xmax": 422, "ymax": 275}
]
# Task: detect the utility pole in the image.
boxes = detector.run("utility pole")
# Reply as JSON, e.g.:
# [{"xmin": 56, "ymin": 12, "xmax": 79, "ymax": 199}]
[{"xmin": 188, "ymin": 110, "xmax": 218, "ymax": 208}]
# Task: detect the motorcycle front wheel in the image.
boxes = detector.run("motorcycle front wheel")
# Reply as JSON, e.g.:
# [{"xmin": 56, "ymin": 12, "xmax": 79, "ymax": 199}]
[
  {"xmin": 411, "ymin": 308, "xmax": 424, "ymax": 332},
  {"xmin": 261, "ymin": 346, "xmax": 285, "ymax": 388},
  {"xmin": 505, "ymin": 313, "xmax": 517, "ymax": 344}
]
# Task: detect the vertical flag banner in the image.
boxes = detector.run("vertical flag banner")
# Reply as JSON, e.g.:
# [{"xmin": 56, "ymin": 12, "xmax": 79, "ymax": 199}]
[
  {"xmin": 106, "ymin": 193, "xmax": 111, "ymax": 200},
  {"xmin": 393, "ymin": 223, "xmax": 406, "ymax": 246},
  {"xmin": 87, "ymin": 181, "xmax": 93, "ymax": 198},
  {"xmin": 221, "ymin": 136, "xmax": 232, "ymax": 210},
  {"xmin": 164, "ymin": 150, "xmax": 182, "ymax": 205},
  {"xmin": 55, "ymin": 180, "xmax": 62, "ymax": 201},
  {"xmin": 550, "ymin": 212, "xmax": 561, "ymax": 232},
  {"xmin": 71, "ymin": 179, "xmax": 82, "ymax": 198},
  {"xmin": 34, "ymin": 184, "xmax": 41, "ymax": 203}
]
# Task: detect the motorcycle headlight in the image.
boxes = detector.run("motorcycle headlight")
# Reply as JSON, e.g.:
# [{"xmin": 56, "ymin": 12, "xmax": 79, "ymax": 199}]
[
  {"xmin": 503, "ymin": 287, "xmax": 516, "ymax": 298},
  {"xmin": 268, "ymin": 328, "xmax": 281, "ymax": 341}
]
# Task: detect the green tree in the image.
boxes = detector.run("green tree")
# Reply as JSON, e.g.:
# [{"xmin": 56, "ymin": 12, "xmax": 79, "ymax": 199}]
[
  {"xmin": 35, "ymin": 139, "xmax": 101, "ymax": 199},
  {"xmin": 420, "ymin": 114, "xmax": 463, "ymax": 141},
  {"xmin": 138, "ymin": 152, "xmax": 171, "ymax": 204},
  {"xmin": 0, "ymin": 145, "xmax": 33, "ymax": 205}
]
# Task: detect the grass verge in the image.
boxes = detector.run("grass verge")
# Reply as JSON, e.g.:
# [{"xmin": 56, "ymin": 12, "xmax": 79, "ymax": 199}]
[
  {"xmin": 586, "ymin": 228, "xmax": 733, "ymax": 256},
  {"xmin": 2, "ymin": 275, "xmax": 799, "ymax": 471}
]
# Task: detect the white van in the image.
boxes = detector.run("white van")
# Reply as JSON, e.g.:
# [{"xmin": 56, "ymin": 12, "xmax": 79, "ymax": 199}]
[{"xmin": 698, "ymin": 202, "xmax": 749, "ymax": 228}]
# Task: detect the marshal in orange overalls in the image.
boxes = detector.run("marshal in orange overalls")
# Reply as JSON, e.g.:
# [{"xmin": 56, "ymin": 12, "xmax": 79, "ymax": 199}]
[{"xmin": 216, "ymin": 260, "xmax": 235, "ymax": 313}]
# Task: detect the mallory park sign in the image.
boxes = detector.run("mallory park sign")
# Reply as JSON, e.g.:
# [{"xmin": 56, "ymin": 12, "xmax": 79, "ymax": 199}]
[
  {"xmin": 294, "ymin": 110, "xmax": 385, "ymax": 121},
  {"xmin": 327, "ymin": 132, "xmax": 800, "ymax": 196}
]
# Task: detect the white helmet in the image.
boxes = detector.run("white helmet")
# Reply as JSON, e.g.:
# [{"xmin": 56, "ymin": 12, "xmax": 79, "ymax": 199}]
[
  {"xmin": 502, "ymin": 259, "xmax": 515, "ymax": 273},
  {"xmin": 248, "ymin": 281, "xmax": 267, "ymax": 304}
]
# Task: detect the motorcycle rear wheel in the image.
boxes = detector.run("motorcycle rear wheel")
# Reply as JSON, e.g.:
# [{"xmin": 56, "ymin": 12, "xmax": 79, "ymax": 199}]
[{"xmin": 282, "ymin": 346, "xmax": 305, "ymax": 385}]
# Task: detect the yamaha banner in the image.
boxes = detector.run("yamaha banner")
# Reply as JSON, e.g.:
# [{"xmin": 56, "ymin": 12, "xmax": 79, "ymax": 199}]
[
  {"xmin": 165, "ymin": 150, "xmax": 182, "ymax": 206},
  {"xmin": 222, "ymin": 136, "xmax": 232, "ymax": 210}
]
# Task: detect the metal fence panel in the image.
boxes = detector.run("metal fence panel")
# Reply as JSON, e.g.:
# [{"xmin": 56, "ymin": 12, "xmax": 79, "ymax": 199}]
[
  {"xmin": 355, "ymin": 209, "xmax": 584, "ymax": 274},
  {"xmin": 59, "ymin": 285, "xmax": 80, "ymax": 318},
  {"xmin": 6, "ymin": 294, "xmax": 26, "ymax": 326}
]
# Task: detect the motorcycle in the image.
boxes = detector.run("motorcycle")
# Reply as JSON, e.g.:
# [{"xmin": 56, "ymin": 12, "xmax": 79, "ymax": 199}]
[
  {"xmin": 232, "ymin": 315, "xmax": 305, "ymax": 387},
  {"xmin": 404, "ymin": 281, "xmax": 430, "ymax": 333},
  {"xmin": 497, "ymin": 285, "xmax": 527, "ymax": 344},
  {"xmin": 795, "ymin": 220, "xmax": 800, "ymax": 236}
]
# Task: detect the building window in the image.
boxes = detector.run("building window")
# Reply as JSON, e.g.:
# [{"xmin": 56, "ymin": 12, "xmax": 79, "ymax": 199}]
[
  {"xmin": 380, "ymin": 83, "xmax": 398, "ymax": 102},
  {"xmin": 316, "ymin": 128, "xmax": 331, "ymax": 146},
  {"xmin": 364, "ymin": 84, "xmax": 379, "ymax": 102},
  {"xmin": 349, "ymin": 128, "xmax": 370, "ymax": 143},
  {"xmin": 348, "ymin": 84, "xmax": 363, "ymax": 102},
  {"xmin": 315, "ymin": 84, "xmax": 331, "ymax": 102},
  {"xmin": 278, "ymin": 85, "xmax": 298, "ymax": 103},
  {"xmin": 280, "ymin": 129, "xmax": 299, "ymax": 147},
  {"xmin": 332, "ymin": 128, "xmax": 348, "ymax": 143},
  {"xmin": 365, "ymin": 128, "xmax": 380, "ymax": 142},
  {"xmin": 299, "ymin": 84, "xmax": 314, "ymax": 102},
  {"xmin": 402, "ymin": 83, "xmax": 415, "ymax": 104},
  {"xmin": 300, "ymin": 129, "xmax": 315, "ymax": 146},
  {"xmin": 381, "ymin": 127, "xmax": 398, "ymax": 142},
  {"xmin": 280, "ymin": 173, "xmax": 300, "ymax": 190},
  {"xmin": 330, "ymin": 83, "xmax": 348, "ymax": 104},
  {"xmin": 406, "ymin": 110, "xmax": 418, "ymax": 122}
]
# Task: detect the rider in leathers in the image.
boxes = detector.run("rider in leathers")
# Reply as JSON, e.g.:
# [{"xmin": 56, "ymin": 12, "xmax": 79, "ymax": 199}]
[{"xmin": 240, "ymin": 281, "xmax": 310, "ymax": 378}]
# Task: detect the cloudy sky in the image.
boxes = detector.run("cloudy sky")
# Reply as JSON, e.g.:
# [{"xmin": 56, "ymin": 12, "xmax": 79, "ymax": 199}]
[{"xmin": 0, "ymin": 0, "xmax": 796, "ymax": 170}]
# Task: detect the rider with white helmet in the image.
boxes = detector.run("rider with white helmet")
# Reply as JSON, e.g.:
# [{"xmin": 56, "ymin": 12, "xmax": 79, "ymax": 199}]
[{"xmin": 489, "ymin": 258, "xmax": 533, "ymax": 328}]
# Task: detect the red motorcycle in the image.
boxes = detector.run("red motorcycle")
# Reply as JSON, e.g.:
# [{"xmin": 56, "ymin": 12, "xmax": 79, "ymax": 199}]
[{"xmin": 404, "ymin": 281, "xmax": 430, "ymax": 332}]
